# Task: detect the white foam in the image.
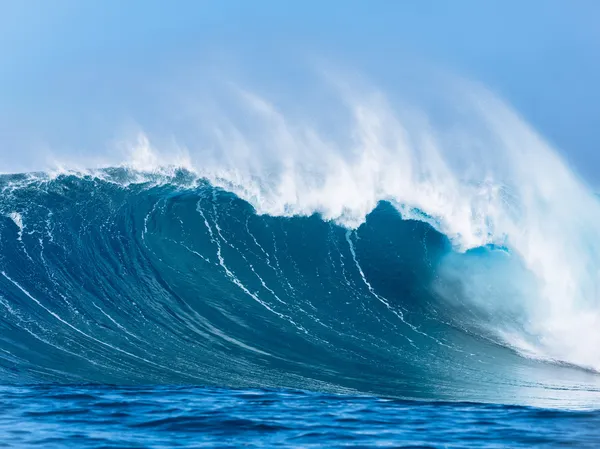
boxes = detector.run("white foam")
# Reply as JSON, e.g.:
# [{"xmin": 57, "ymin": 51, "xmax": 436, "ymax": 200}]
[{"xmin": 8, "ymin": 212, "xmax": 24, "ymax": 240}]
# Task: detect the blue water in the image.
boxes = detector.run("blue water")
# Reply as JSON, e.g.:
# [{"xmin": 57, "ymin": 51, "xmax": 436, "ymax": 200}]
[
  {"xmin": 0, "ymin": 169, "xmax": 599, "ymax": 447},
  {"xmin": 1, "ymin": 385, "xmax": 599, "ymax": 448}
]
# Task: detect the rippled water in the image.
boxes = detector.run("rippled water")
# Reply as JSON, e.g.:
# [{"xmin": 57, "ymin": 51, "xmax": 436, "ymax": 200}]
[{"xmin": 0, "ymin": 385, "xmax": 598, "ymax": 448}]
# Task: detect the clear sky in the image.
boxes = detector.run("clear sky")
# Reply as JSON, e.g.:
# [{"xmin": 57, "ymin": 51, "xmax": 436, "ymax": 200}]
[{"xmin": 1, "ymin": 0, "xmax": 599, "ymax": 183}]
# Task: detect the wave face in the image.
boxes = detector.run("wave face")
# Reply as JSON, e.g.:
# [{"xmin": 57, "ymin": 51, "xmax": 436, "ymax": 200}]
[{"xmin": 0, "ymin": 169, "xmax": 599, "ymax": 408}]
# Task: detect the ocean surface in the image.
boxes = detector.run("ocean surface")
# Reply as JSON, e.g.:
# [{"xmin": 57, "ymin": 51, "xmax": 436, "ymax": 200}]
[
  {"xmin": 2, "ymin": 385, "xmax": 600, "ymax": 448},
  {"xmin": 1, "ymin": 169, "xmax": 600, "ymax": 447}
]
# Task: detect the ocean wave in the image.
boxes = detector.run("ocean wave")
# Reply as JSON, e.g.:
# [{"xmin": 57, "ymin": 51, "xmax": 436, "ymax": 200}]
[
  {"xmin": 1, "ymin": 78, "xmax": 600, "ymax": 408},
  {"xmin": 0, "ymin": 169, "xmax": 599, "ymax": 408}
]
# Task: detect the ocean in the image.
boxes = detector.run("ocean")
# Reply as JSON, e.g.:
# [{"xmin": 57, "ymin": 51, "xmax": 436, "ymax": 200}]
[
  {"xmin": 2, "ymin": 385, "xmax": 600, "ymax": 448},
  {"xmin": 0, "ymin": 169, "xmax": 599, "ymax": 447}
]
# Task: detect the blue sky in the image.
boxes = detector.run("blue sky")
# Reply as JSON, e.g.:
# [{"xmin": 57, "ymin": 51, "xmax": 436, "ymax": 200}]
[{"xmin": 1, "ymin": 0, "xmax": 599, "ymax": 183}]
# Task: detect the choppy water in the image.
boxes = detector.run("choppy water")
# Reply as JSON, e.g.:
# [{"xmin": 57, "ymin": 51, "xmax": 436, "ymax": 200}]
[{"xmin": 1, "ymin": 385, "xmax": 599, "ymax": 448}]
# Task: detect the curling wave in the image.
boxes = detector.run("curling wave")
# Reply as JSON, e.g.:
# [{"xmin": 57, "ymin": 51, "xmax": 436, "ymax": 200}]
[{"xmin": 1, "ymin": 80, "xmax": 600, "ymax": 407}]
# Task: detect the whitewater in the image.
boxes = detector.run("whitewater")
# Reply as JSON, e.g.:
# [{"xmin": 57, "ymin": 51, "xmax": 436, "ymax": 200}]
[{"xmin": 1, "ymin": 77, "xmax": 600, "ymax": 409}]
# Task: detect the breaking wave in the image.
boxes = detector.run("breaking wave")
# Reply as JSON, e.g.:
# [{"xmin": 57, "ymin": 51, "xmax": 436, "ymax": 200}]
[{"xmin": 1, "ymin": 80, "xmax": 600, "ymax": 408}]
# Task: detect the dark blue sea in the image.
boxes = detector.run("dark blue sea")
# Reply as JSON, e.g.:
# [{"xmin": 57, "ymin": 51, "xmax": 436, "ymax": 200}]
[
  {"xmin": 1, "ymin": 170, "xmax": 599, "ymax": 447},
  {"xmin": 2, "ymin": 385, "xmax": 600, "ymax": 448}
]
